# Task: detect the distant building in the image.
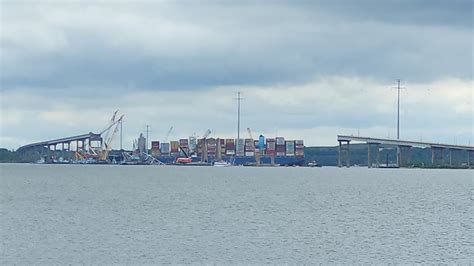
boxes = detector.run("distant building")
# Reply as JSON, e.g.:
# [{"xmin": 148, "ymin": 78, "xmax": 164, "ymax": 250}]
[{"xmin": 137, "ymin": 133, "xmax": 146, "ymax": 153}]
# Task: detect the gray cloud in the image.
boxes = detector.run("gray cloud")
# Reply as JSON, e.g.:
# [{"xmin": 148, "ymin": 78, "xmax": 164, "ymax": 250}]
[
  {"xmin": 1, "ymin": 1, "xmax": 472, "ymax": 91},
  {"xmin": 0, "ymin": 1, "xmax": 472, "ymax": 149}
]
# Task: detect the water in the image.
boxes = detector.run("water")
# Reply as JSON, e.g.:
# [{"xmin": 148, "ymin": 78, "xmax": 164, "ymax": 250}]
[{"xmin": 1, "ymin": 164, "xmax": 472, "ymax": 264}]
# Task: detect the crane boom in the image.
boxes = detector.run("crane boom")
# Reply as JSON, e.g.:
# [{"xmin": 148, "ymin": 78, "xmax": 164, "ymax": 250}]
[
  {"xmin": 202, "ymin": 129, "xmax": 211, "ymax": 139},
  {"xmin": 164, "ymin": 126, "xmax": 173, "ymax": 142},
  {"xmin": 247, "ymin": 128, "xmax": 253, "ymax": 140},
  {"xmin": 100, "ymin": 114, "xmax": 124, "ymax": 160}
]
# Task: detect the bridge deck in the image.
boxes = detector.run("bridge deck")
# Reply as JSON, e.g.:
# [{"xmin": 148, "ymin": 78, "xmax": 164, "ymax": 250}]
[
  {"xmin": 17, "ymin": 132, "xmax": 102, "ymax": 152},
  {"xmin": 337, "ymin": 135, "xmax": 474, "ymax": 151}
]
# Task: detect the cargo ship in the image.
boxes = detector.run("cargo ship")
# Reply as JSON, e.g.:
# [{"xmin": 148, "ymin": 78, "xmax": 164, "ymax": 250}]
[{"xmin": 147, "ymin": 135, "xmax": 305, "ymax": 166}]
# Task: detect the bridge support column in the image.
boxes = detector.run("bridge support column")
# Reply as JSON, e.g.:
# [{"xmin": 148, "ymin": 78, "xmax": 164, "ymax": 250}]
[
  {"xmin": 449, "ymin": 149, "xmax": 452, "ymax": 166},
  {"xmin": 376, "ymin": 144, "xmax": 380, "ymax": 168},
  {"xmin": 467, "ymin": 150, "xmax": 471, "ymax": 167},
  {"xmin": 338, "ymin": 140, "xmax": 350, "ymax": 168},
  {"xmin": 367, "ymin": 142, "xmax": 381, "ymax": 168},
  {"xmin": 431, "ymin": 146, "xmax": 445, "ymax": 167},
  {"xmin": 468, "ymin": 151, "xmax": 471, "ymax": 168},
  {"xmin": 398, "ymin": 145, "xmax": 412, "ymax": 168}
]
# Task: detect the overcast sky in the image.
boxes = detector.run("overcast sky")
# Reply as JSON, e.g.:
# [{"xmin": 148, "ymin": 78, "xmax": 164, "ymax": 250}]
[{"xmin": 1, "ymin": 0, "xmax": 472, "ymax": 149}]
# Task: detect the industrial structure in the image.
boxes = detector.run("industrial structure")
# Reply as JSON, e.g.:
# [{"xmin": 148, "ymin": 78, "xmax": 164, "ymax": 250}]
[
  {"xmin": 337, "ymin": 135, "xmax": 474, "ymax": 168},
  {"xmin": 17, "ymin": 110, "xmax": 124, "ymax": 164}
]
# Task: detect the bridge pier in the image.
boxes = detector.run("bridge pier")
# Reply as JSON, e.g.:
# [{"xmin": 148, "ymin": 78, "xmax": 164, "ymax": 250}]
[
  {"xmin": 431, "ymin": 146, "xmax": 445, "ymax": 167},
  {"xmin": 338, "ymin": 140, "xmax": 350, "ymax": 167},
  {"xmin": 398, "ymin": 145, "xmax": 412, "ymax": 167},
  {"xmin": 367, "ymin": 142, "xmax": 380, "ymax": 168},
  {"xmin": 468, "ymin": 150, "xmax": 472, "ymax": 168}
]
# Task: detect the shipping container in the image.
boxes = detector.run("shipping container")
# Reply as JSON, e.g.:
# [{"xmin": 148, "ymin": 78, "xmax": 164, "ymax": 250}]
[
  {"xmin": 276, "ymin": 137, "xmax": 285, "ymax": 146},
  {"xmin": 151, "ymin": 141, "xmax": 160, "ymax": 149},
  {"xmin": 245, "ymin": 151, "xmax": 255, "ymax": 157},
  {"xmin": 266, "ymin": 138, "xmax": 276, "ymax": 155},
  {"xmin": 285, "ymin": 141, "xmax": 295, "ymax": 156},
  {"xmin": 236, "ymin": 139, "xmax": 245, "ymax": 156},
  {"xmin": 225, "ymin": 138, "xmax": 235, "ymax": 155},
  {"xmin": 179, "ymin": 139, "xmax": 189, "ymax": 147},
  {"xmin": 160, "ymin": 142, "xmax": 170, "ymax": 154},
  {"xmin": 170, "ymin": 141, "xmax": 179, "ymax": 153},
  {"xmin": 276, "ymin": 145, "xmax": 286, "ymax": 152},
  {"xmin": 245, "ymin": 139, "xmax": 255, "ymax": 152},
  {"xmin": 189, "ymin": 136, "xmax": 197, "ymax": 153},
  {"xmin": 219, "ymin": 139, "xmax": 225, "ymax": 154}
]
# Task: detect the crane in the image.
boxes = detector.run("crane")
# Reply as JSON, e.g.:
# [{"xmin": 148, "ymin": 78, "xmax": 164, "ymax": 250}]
[
  {"xmin": 202, "ymin": 129, "xmax": 211, "ymax": 139},
  {"xmin": 247, "ymin": 127, "xmax": 253, "ymax": 140},
  {"xmin": 247, "ymin": 127, "xmax": 260, "ymax": 165},
  {"xmin": 164, "ymin": 126, "xmax": 173, "ymax": 143},
  {"xmin": 99, "ymin": 114, "xmax": 124, "ymax": 161}
]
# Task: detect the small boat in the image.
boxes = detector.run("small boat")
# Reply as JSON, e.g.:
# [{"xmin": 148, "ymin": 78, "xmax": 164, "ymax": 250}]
[
  {"xmin": 307, "ymin": 161, "xmax": 322, "ymax": 167},
  {"xmin": 213, "ymin": 160, "xmax": 231, "ymax": 167}
]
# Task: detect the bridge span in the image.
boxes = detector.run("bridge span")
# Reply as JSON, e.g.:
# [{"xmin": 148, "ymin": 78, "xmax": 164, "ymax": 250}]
[
  {"xmin": 337, "ymin": 135, "xmax": 474, "ymax": 168},
  {"xmin": 17, "ymin": 132, "xmax": 103, "ymax": 153}
]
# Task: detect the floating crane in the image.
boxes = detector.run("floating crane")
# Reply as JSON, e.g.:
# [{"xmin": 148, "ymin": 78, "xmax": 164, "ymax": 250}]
[
  {"xmin": 98, "ymin": 114, "xmax": 124, "ymax": 161},
  {"xmin": 176, "ymin": 146, "xmax": 192, "ymax": 164}
]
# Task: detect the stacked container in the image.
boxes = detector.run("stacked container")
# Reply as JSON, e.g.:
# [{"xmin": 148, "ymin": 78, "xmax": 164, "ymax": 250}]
[
  {"xmin": 160, "ymin": 142, "xmax": 170, "ymax": 155},
  {"xmin": 151, "ymin": 141, "xmax": 160, "ymax": 156},
  {"xmin": 295, "ymin": 140, "xmax": 304, "ymax": 157},
  {"xmin": 219, "ymin": 139, "xmax": 225, "ymax": 155},
  {"xmin": 170, "ymin": 141, "xmax": 179, "ymax": 157},
  {"xmin": 196, "ymin": 139, "xmax": 205, "ymax": 157},
  {"xmin": 276, "ymin": 137, "xmax": 286, "ymax": 156},
  {"xmin": 245, "ymin": 139, "xmax": 255, "ymax": 157},
  {"xmin": 236, "ymin": 138, "xmax": 245, "ymax": 156},
  {"xmin": 207, "ymin": 138, "xmax": 217, "ymax": 157},
  {"xmin": 189, "ymin": 136, "xmax": 197, "ymax": 154},
  {"xmin": 266, "ymin": 138, "xmax": 276, "ymax": 156},
  {"xmin": 285, "ymin": 141, "xmax": 295, "ymax": 156},
  {"xmin": 179, "ymin": 139, "xmax": 189, "ymax": 156},
  {"xmin": 254, "ymin": 140, "xmax": 260, "ymax": 154},
  {"xmin": 225, "ymin": 139, "xmax": 235, "ymax": 155}
]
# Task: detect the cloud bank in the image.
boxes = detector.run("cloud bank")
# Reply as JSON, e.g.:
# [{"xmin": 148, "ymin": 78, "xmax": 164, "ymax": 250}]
[{"xmin": 0, "ymin": 1, "xmax": 472, "ymax": 149}]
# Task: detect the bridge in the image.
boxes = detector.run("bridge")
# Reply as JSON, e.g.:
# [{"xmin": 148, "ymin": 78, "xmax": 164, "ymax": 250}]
[
  {"xmin": 337, "ymin": 135, "xmax": 474, "ymax": 168},
  {"xmin": 17, "ymin": 132, "xmax": 103, "ymax": 153},
  {"xmin": 16, "ymin": 132, "xmax": 104, "ymax": 161},
  {"xmin": 17, "ymin": 110, "xmax": 124, "ymax": 162}
]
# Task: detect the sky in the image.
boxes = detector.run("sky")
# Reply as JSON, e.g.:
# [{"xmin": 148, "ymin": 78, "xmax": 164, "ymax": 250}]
[{"xmin": 0, "ymin": 0, "xmax": 473, "ymax": 149}]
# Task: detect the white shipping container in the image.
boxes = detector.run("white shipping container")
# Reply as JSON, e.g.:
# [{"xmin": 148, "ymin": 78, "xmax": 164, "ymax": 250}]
[
  {"xmin": 245, "ymin": 151, "xmax": 255, "ymax": 157},
  {"xmin": 276, "ymin": 137, "xmax": 285, "ymax": 145}
]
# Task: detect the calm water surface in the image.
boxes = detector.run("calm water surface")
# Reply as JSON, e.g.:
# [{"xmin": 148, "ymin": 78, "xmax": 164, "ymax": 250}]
[{"xmin": 1, "ymin": 163, "xmax": 472, "ymax": 264}]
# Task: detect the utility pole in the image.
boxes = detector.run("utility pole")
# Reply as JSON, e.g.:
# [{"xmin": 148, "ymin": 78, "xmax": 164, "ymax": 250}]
[
  {"xmin": 234, "ymin": 92, "xmax": 243, "ymax": 141},
  {"xmin": 145, "ymin": 125, "xmax": 151, "ymax": 154},
  {"xmin": 397, "ymin": 79, "xmax": 401, "ymax": 140},
  {"xmin": 120, "ymin": 119, "xmax": 123, "ymax": 150},
  {"xmin": 393, "ymin": 79, "xmax": 406, "ymax": 167}
]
